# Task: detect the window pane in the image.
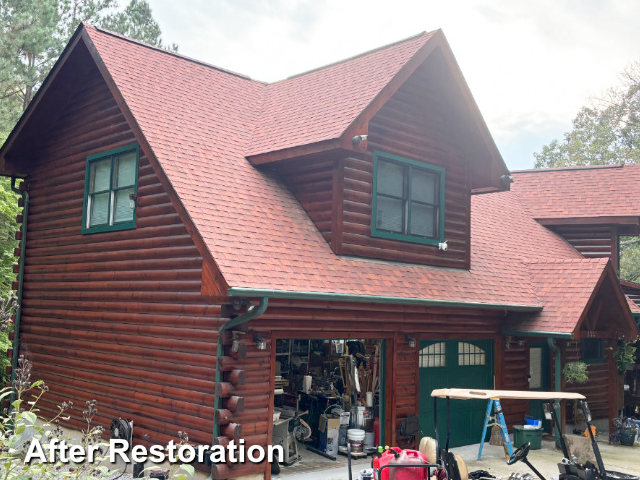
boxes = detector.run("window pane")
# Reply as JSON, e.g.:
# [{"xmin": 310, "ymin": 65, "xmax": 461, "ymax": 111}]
[
  {"xmin": 419, "ymin": 342, "xmax": 446, "ymax": 368},
  {"xmin": 114, "ymin": 188, "xmax": 134, "ymax": 223},
  {"xmin": 89, "ymin": 192, "xmax": 109, "ymax": 227},
  {"xmin": 377, "ymin": 160, "xmax": 405, "ymax": 197},
  {"xmin": 411, "ymin": 169, "xmax": 437, "ymax": 204},
  {"xmin": 90, "ymin": 159, "xmax": 111, "ymax": 193},
  {"xmin": 376, "ymin": 196, "xmax": 403, "ymax": 233},
  {"xmin": 410, "ymin": 203, "xmax": 435, "ymax": 237},
  {"xmin": 114, "ymin": 152, "xmax": 137, "ymax": 188}
]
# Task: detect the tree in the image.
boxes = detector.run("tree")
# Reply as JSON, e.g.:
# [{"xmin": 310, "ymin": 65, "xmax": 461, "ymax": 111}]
[
  {"xmin": 0, "ymin": 0, "xmax": 175, "ymax": 146},
  {"xmin": 102, "ymin": 0, "xmax": 177, "ymax": 51},
  {"xmin": 534, "ymin": 62, "xmax": 640, "ymax": 168},
  {"xmin": 534, "ymin": 62, "xmax": 640, "ymax": 283},
  {"xmin": 0, "ymin": 0, "xmax": 174, "ymax": 381}
]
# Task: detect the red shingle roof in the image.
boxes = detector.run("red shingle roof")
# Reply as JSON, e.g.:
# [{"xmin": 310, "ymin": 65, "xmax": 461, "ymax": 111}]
[
  {"xmin": 52, "ymin": 26, "xmax": 640, "ymax": 335},
  {"xmin": 506, "ymin": 258, "xmax": 609, "ymax": 334},
  {"xmin": 248, "ymin": 32, "xmax": 436, "ymax": 156},
  {"xmin": 511, "ymin": 164, "xmax": 640, "ymax": 220}
]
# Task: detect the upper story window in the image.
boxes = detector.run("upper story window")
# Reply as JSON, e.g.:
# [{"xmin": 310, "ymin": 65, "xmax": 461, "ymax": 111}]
[
  {"xmin": 82, "ymin": 144, "xmax": 139, "ymax": 234},
  {"xmin": 372, "ymin": 151, "xmax": 445, "ymax": 245}
]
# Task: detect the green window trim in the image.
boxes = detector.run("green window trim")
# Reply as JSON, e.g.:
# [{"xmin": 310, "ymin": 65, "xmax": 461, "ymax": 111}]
[
  {"xmin": 372, "ymin": 151, "xmax": 445, "ymax": 246},
  {"xmin": 82, "ymin": 143, "xmax": 140, "ymax": 234},
  {"xmin": 582, "ymin": 338, "xmax": 605, "ymax": 364}
]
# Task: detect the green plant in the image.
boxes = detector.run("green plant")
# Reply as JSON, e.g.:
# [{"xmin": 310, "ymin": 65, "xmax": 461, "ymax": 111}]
[
  {"xmin": 0, "ymin": 355, "xmax": 114, "ymax": 480},
  {"xmin": 612, "ymin": 340, "xmax": 638, "ymax": 373},
  {"xmin": 563, "ymin": 361, "xmax": 589, "ymax": 384}
]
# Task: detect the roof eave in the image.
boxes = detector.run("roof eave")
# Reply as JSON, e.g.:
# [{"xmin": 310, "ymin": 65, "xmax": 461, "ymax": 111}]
[
  {"xmin": 227, "ymin": 287, "xmax": 542, "ymax": 312},
  {"xmin": 536, "ymin": 216, "xmax": 640, "ymax": 226}
]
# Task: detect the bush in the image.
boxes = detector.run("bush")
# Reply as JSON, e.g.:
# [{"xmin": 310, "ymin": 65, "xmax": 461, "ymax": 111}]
[{"xmin": 563, "ymin": 361, "xmax": 589, "ymax": 384}]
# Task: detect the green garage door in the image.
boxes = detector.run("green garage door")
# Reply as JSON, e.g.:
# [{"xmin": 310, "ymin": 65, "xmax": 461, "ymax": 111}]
[{"xmin": 419, "ymin": 339, "xmax": 494, "ymax": 447}]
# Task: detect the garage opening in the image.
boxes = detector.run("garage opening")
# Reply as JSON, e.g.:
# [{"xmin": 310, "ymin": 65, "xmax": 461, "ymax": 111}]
[{"xmin": 272, "ymin": 337, "xmax": 384, "ymax": 476}]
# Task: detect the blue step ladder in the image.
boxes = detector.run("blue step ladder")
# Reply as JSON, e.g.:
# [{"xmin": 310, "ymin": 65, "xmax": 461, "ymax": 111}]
[{"xmin": 478, "ymin": 398, "xmax": 513, "ymax": 460}]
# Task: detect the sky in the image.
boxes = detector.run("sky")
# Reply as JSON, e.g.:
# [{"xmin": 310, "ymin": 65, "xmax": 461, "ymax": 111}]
[{"xmin": 147, "ymin": 0, "xmax": 640, "ymax": 171}]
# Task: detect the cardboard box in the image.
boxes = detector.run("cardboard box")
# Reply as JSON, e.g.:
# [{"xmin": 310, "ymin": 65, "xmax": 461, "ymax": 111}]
[{"xmin": 318, "ymin": 415, "xmax": 341, "ymax": 455}]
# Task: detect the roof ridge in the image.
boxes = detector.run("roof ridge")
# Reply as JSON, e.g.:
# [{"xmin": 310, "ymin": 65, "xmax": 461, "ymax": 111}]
[
  {"xmin": 512, "ymin": 164, "xmax": 625, "ymax": 174},
  {"xmin": 87, "ymin": 23, "xmax": 261, "ymax": 83},
  {"xmin": 275, "ymin": 30, "xmax": 435, "ymax": 83}
]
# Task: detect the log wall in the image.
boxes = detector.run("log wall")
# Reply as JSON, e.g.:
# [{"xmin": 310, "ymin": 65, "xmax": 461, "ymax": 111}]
[
  {"xmin": 14, "ymin": 66, "xmax": 261, "ymax": 476},
  {"xmin": 563, "ymin": 341, "xmax": 611, "ymax": 421},
  {"xmin": 338, "ymin": 60, "xmax": 471, "ymax": 269},
  {"xmin": 552, "ymin": 225, "xmax": 617, "ymax": 269}
]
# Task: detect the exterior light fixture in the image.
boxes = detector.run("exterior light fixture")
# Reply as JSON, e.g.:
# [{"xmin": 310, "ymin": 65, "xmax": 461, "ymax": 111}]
[
  {"xmin": 129, "ymin": 193, "xmax": 138, "ymax": 209},
  {"xmin": 405, "ymin": 336, "xmax": 416, "ymax": 348},
  {"xmin": 253, "ymin": 335, "xmax": 267, "ymax": 351}
]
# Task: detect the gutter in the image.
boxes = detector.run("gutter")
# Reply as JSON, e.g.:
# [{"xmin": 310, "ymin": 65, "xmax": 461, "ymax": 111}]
[
  {"xmin": 228, "ymin": 288, "xmax": 542, "ymax": 313},
  {"xmin": 9, "ymin": 178, "xmax": 28, "ymax": 407},
  {"xmin": 503, "ymin": 330, "xmax": 573, "ymax": 339},
  {"xmin": 547, "ymin": 337, "xmax": 562, "ymax": 445},
  {"xmin": 209, "ymin": 297, "xmax": 268, "ymax": 479}
]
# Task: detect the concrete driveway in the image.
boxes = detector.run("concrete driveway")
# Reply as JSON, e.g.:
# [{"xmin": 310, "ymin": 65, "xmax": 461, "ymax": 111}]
[{"xmin": 277, "ymin": 439, "xmax": 640, "ymax": 480}]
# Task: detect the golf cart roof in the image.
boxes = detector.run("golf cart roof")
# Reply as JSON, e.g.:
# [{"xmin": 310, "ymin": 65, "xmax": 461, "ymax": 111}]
[{"xmin": 431, "ymin": 388, "xmax": 586, "ymax": 400}]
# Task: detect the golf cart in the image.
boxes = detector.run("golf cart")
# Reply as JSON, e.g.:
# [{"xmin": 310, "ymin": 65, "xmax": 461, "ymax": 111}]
[{"xmin": 430, "ymin": 389, "xmax": 638, "ymax": 480}]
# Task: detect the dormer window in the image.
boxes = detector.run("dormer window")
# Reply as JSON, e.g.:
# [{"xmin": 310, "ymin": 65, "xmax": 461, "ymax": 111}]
[{"xmin": 372, "ymin": 151, "xmax": 445, "ymax": 245}]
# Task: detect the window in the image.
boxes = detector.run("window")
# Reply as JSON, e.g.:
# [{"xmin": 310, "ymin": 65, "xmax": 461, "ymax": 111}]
[
  {"xmin": 458, "ymin": 342, "xmax": 486, "ymax": 366},
  {"xmin": 82, "ymin": 144, "xmax": 139, "ymax": 234},
  {"xmin": 372, "ymin": 151, "xmax": 445, "ymax": 245},
  {"xmin": 419, "ymin": 342, "xmax": 446, "ymax": 367},
  {"xmin": 583, "ymin": 339, "xmax": 604, "ymax": 364}
]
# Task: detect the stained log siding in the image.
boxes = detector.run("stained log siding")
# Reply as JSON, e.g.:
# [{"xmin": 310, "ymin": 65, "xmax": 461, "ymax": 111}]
[
  {"xmin": 552, "ymin": 225, "xmax": 617, "ymax": 268},
  {"xmin": 276, "ymin": 156, "xmax": 335, "ymax": 246},
  {"xmin": 498, "ymin": 343, "xmax": 529, "ymax": 430},
  {"xmin": 339, "ymin": 61, "xmax": 470, "ymax": 268},
  {"xmin": 14, "ymin": 70, "xmax": 270, "ymax": 476},
  {"xmin": 562, "ymin": 341, "xmax": 611, "ymax": 421}
]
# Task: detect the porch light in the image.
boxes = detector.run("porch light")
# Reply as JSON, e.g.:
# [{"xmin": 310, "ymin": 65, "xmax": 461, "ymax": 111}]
[
  {"xmin": 406, "ymin": 336, "xmax": 416, "ymax": 348},
  {"xmin": 253, "ymin": 335, "xmax": 267, "ymax": 351}
]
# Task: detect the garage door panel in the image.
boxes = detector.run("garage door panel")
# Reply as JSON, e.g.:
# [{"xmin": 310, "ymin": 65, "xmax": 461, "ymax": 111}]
[{"xmin": 419, "ymin": 339, "xmax": 494, "ymax": 447}]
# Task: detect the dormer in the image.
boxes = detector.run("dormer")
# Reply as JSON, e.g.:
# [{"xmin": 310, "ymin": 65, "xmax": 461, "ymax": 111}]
[{"xmin": 257, "ymin": 33, "xmax": 510, "ymax": 270}]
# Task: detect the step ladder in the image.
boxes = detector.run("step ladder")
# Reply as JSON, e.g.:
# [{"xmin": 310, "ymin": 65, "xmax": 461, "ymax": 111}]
[{"xmin": 478, "ymin": 398, "xmax": 513, "ymax": 460}]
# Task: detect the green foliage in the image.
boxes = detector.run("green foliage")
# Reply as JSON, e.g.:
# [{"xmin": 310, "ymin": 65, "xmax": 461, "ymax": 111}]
[
  {"xmin": 562, "ymin": 361, "xmax": 589, "ymax": 384},
  {"xmin": 1, "ymin": 356, "xmax": 114, "ymax": 480},
  {"xmin": 620, "ymin": 237, "xmax": 640, "ymax": 283},
  {"xmin": 102, "ymin": 0, "xmax": 177, "ymax": 51},
  {"xmin": 534, "ymin": 61, "xmax": 640, "ymax": 168},
  {"xmin": 0, "ymin": 0, "xmax": 174, "ymax": 142},
  {"xmin": 612, "ymin": 340, "xmax": 638, "ymax": 372}
]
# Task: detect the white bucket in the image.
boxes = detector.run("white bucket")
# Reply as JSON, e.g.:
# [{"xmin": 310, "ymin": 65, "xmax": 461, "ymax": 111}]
[
  {"xmin": 303, "ymin": 375, "xmax": 312, "ymax": 392},
  {"xmin": 364, "ymin": 432, "xmax": 375, "ymax": 448},
  {"xmin": 347, "ymin": 429, "xmax": 366, "ymax": 442}
]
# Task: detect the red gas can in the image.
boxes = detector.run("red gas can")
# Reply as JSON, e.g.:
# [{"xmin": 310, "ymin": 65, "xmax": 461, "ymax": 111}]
[{"xmin": 372, "ymin": 448, "xmax": 429, "ymax": 480}]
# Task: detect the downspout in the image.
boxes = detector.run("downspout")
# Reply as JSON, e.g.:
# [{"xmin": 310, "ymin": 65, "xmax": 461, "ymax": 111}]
[
  {"xmin": 209, "ymin": 297, "xmax": 268, "ymax": 476},
  {"xmin": 547, "ymin": 337, "xmax": 562, "ymax": 444},
  {"xmin": 9, "ymin": 178, "xmax": 28, "ymax": 407}
]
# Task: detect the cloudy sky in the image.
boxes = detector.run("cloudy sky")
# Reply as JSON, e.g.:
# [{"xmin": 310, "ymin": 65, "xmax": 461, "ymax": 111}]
[{"xmin": 148, "ymin": 0, "xmax": 640, "ymax": 170}]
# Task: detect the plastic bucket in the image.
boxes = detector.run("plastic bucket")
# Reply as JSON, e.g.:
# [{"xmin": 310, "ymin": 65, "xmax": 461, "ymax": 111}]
[
  {"xmin": 364, "ymin": 432, "xmax": 375, "ymax": 448},
  {"xmin": 619, "ymin": 428, "xmax": 637, "ymax": 446},
  {"xmin": 347, "ymin": 428, "xmax": 366, "ymax": 442}
]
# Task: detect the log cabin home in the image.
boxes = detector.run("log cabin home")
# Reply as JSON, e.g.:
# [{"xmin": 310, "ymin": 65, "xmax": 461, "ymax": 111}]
[{"xmin": 0, "ymin": 23, "xmax": 638, "ymax": 479}]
